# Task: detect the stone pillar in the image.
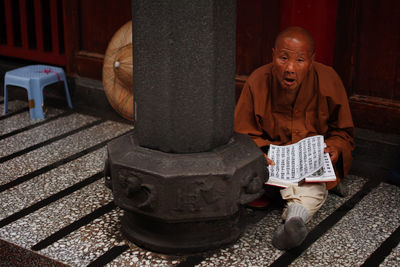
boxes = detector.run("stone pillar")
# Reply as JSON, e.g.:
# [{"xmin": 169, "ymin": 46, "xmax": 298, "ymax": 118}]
[
  {"xmin": 133, "ymin": 0, "xmax": 236, "ymax": 153},
  {"xmin": 105, "ymin": 0, "xmax": 266, "ymax": 253}
]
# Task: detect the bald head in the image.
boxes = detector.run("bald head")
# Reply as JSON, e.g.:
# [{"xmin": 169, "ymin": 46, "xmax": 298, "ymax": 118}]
[
  {"xmin": 275, "ymin": 27, "xmax": 315, "ymax": 55},
  {"xmin": 272, "ymin": 27, "xmax": 315, "ymax": 91}
]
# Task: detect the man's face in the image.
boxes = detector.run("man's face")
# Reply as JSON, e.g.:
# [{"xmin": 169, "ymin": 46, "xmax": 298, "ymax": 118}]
[{"xmin": 272, "ymin": 37, "xmax": 314, "ymax": 91}]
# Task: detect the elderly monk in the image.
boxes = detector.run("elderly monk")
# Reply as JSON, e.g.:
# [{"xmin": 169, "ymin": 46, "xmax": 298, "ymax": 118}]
[{"xmin": 234, "ymin": 26, "xmax": 354, "ymax": 250}]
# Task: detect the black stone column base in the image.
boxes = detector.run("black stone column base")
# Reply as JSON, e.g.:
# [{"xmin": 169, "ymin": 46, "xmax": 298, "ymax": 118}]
[
  {"xmin": 122, "ymin": 209, "xmax": 243, "ymax": 254},
  {"xmin": 106, "ymin": 132, "xmax": 266, "ymax": 253}
]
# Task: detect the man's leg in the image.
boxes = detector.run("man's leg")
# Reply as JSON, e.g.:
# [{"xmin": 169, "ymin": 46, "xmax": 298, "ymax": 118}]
[{"xmin": 272, "ymin": 183, "xmax": 328, "ymax": 250}]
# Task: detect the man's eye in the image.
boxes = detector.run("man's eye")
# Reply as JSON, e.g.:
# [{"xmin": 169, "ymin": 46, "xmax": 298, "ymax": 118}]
[
  {"xmin": 280, "ymin": 56, "xmax": 288, "ymax": 60},
  {"xmin": 297, "ymin": 58, "xmax": 304, "ymax": 62}
]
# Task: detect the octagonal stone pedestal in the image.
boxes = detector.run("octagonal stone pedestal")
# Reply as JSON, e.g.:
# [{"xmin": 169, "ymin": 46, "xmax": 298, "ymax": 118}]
[{"xmin": 105, "ymin": 132, "xmax": 265, "ymax": 253}]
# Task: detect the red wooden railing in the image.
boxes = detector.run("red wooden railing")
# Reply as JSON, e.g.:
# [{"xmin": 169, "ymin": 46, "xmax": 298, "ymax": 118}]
[{"xmin": 0, "ymin": 0, "xmax": 66, "ymax": 66}]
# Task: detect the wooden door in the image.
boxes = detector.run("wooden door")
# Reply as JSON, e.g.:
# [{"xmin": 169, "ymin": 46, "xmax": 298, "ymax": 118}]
[
  {"xmin": 334, "ymin": 0, "xmax": 400, "ymax": 133},
  {"xmin": 63, "ymin": 0, "xmax": 131, "ymax": 80},
  {"xmin": 235, "ymin": 0, "xmax": 280, "ymax": 100}
]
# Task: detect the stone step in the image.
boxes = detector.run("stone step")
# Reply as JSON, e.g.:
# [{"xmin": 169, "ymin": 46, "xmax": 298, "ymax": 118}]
[
  {"xmin": 0, "ymin": 103, "xmax": 399, "ymax": 266},
  {"xmin": 291, "ymin": 182, "xmax": 400, "ymax": 266},
  {"xmin": 1, "ymin": 100, "xmax": 66, "ymax": 136},
  {"xmin": 0, "ymin": 112, "xmax": 100, "ymax": 158},
  {"xmin": 0, "ymin": 148, "xmax": 107, "ymax": 221},
  {"xmin": 193, "ymin": 175, "xmax": 368, "ymax": 266}
]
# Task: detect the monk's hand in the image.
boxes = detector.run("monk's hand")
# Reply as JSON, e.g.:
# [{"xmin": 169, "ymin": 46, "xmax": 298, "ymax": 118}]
[
  {"xmin": 324, "ymin": 145, "xmax": 339, "ymax": 164},
  {"xmin": 264, "ymin": 153, "xmax": 275, "ymax": 166}
]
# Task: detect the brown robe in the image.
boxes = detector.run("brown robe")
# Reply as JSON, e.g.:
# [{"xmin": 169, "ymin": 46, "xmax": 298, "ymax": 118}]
[{"xmin": 234, "ymin": 62, "xmax": 354, "ymax": 190}]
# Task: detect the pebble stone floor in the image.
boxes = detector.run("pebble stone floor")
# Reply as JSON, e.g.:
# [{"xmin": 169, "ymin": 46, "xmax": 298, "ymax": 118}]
[{"xmin": 0, "ymin": 97, "xmax": 399, "ymax": 266}]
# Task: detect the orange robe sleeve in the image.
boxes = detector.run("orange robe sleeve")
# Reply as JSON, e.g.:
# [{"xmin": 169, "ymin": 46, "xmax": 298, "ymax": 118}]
[
  {"xmin": 235, "ymin": 82, "xmax": 264, "ymax": 147},
  {"xmin": 316, "ymin": 63, "xmax": 355, "ymax": 188},
  {"xmin": 234, "ymin": 66, "xmax": 273, "ymax": 149}
]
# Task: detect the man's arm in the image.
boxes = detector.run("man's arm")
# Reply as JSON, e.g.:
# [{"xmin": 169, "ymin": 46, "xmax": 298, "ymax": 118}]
[
  {"xmin": 325, "ymin": 128, "xmax": 354, "ymax": 177},
  {"xmin": 323, "ymin": 71, "xmax": 355, "ymax": 178},
  {"xmin": 234, "ymin": 81, "xmax": 273, "ymax": 148}
]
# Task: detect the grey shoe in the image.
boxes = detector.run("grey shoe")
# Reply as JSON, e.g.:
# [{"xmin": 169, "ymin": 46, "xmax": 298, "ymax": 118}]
[{"xmin": 272, "ymin": 216, "xmax": 308, "ymax": 250}]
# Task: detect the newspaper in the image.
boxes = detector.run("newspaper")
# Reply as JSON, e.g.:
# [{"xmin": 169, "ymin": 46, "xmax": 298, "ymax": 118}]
[{"xmin": 266, "ymin": 135, "xmax": 336, "ymax": 188}]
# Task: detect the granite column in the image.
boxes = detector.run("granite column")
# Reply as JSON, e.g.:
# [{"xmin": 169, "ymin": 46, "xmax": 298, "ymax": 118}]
[{"xmin": 106, "ymin": 0, "xmax": 266, "ymax": 253}]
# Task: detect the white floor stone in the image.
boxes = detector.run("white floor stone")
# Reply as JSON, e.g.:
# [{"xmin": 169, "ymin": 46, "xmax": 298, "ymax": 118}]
[{"xmin": 1, "ymin": 105, "xmax": 399, "ymax": 267}]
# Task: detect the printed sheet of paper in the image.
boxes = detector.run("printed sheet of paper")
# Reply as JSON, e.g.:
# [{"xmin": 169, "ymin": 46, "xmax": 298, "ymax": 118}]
[
  {"xmin": 305, "ymin": 152, "xmax": 336, "ymax": 182},
  {"xmin": 267, "ymin": 135, "xmax": 325, "ymax": 183}
]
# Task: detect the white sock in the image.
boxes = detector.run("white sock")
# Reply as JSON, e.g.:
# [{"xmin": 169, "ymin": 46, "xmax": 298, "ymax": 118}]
[
  {"xmin": 272, "ymin": 204, "xmax": 309, "ymax": 250},
  {"xmin": 286, "ymin": 204, "xmax": 309, "ymax": 222}
]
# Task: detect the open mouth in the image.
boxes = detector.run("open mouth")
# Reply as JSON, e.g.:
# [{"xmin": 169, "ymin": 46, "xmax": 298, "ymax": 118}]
[{"xmin": 283, "ymin": 77, "xmax": 295, "ymax": 85}]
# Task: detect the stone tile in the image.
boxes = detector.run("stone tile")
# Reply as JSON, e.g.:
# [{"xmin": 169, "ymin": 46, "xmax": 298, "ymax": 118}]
[
  {"xmin": 189, "ymin": 176, "xmax": 367, "ymax": 267},
  {"xmin": 107, "ymin": 247, "xmax": 184, "ymax": 267},
  {"xmin": 307, "ymin": 175, "xmax": 367, "ymax": 229},
  {"xmin": 1, "ymin": 101, "xmax": 399, "ymax": 267},
  {"xmin": 0, "ymin": 99, "xmax": 27, "ymax": 113},
  {"xmin": 0, "ymin": 180, "xmax": 113, "ymax": 249},
  {"xmin": 197, "ymin": 209, "xmax": 283, "ymax": 267},
  {"xmin": 0, "ymin": 112, "xmax": 98, "ymax": 157},
  {"xmin": 0, "ymin": 102, "xmax": 66, "ymax": 136},
  {"xmin": 40, "ymin": 208, "xmax": 125, "ymax": 266},
  {"xmin": 0, "ymin": 148, "xmax": 106, "ymax": 220},
  {"xmin": 35, "ymin": 177, "xmax": 366, "ymax": 267},
  {"xmin": 0, "ymin": 238, "xmax": 67, "ymax": 267},
  {"xmin": 41, "ymin": 208, "xmax": 186, "ymax": 267},
  {"xmin": 381, "ymin": 242, "xmax": 400, "ymax": 267},
  {"xmin": 291, "ymin": 182, "xmax": 400, "ymax": 266},
  {"xmin": 107, "ymin": 236, "xmax": 185, "ymax": 266},
  {"xmin": 39, "ymin": 201, "xmax": 187, "ymax": 266},
  {"xmin": 0, "ymin": 120, "xmax": 132, "ymax": 185}
]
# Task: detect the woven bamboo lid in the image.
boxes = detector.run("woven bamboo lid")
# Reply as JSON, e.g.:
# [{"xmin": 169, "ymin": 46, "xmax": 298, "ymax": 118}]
[{"xmin": 102, "ymin": 21, "xmax": 134, "ymax": 121}]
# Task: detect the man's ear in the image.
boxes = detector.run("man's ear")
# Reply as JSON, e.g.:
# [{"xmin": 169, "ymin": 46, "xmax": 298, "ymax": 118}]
[
  {"xmin": 272, "ymin": 48, "xmax": 275, "ymax": 59},
  {"xmin": 309, "ymin": 52, "xmax": 315, "ymax": 69}
]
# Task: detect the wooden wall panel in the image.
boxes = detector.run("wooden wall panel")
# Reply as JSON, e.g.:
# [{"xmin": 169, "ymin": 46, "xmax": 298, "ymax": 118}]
[
  {"xmin": 334, "ymin": 0, "xmax": 400, "ymax": 133},
  {"xmin": 280, "ymin": 0, "xmax": 338, "ymax": 66},
  {"xmin": 64, "ymin": 0, "xmax": 131, "ymax": 80},
  {"xmin": 354, "ymin": 0, "xmax": 400, "ymax": 100},
  {"xmin": 60, "ymin": 0, "xmax": 400, "ymax": 134},
  {"xmin": 333, "ymin": 0, "xmax": 358, "ymax": 93},
  {"xmin": 235, "ymin": 0, "xmax": 280, "ymax": 100},
  {"xmin": 236, "ymin": 0, "xmax": 280, "ymax": 76},
  {"xmin": 66, "ymin": 0, "xmax": 280, "ymax": 82},
  {"xmin": 79, "ymin": 0, "xmax": 131, "ymax": 54}
]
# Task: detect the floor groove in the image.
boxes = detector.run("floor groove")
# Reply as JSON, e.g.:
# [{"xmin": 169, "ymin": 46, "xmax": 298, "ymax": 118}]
[
  {"xmin": 31, "ymin": 202, "xmax": 116, "ymax": 251},
  {"xmin": 0, "ymin": 107, "xmax": 29, "ymax": 120},
  {"xmin": 0, "ymin": 172, "xmax": 103, "ymax": 228},
  {"xmin": 0, "ymin": 118, "xmax": 105, "ymax": 164},
  {"xmin": 0, "ymin": 130, "xmax": 131, "ymax": 193},
  {"xmin": 87, "ymin": 245, "xmax": 130, "ymax": 267},
  {"xmin": 361, "ymin": 226, "xmax": 400, "ymax": 267},
  {"xmin": 270, "ymin": 177, "xmax": 384, "ymax": 267},
  {"xmin": 0, "ymin": 110, "xmax": 73, "ymax": 140}
]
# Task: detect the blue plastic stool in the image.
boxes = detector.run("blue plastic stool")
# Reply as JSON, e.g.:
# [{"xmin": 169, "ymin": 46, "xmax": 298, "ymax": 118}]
[{"xmin": 3, "ymin": 64, "xmax": 73, "ymax": 120}]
